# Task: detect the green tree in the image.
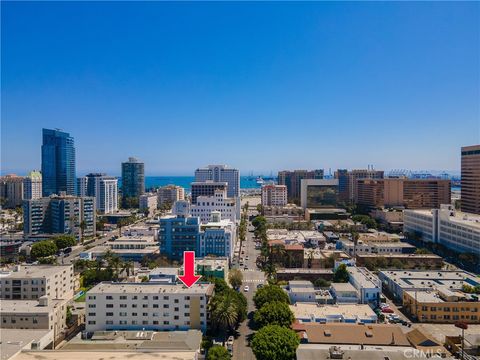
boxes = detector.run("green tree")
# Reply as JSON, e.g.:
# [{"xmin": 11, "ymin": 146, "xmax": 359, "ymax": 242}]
[
  {"xmin": 79, "ymin": 220, "xmax": 87, "ymax": 243},
  {"xmin": 333, "ymin": 264, "xmax": 350, "ymax": 283},
  {"xmin": 53, "ymin": 235, "xmax": 77, "ymax": 250},
  {"xmin": 252, "ymin": 216, "xmax": 267, "ymax": 229},
  {"xmin": 31, "ymin": 240, "xmax": 58, "ymax": 259},
  {"xmin": 251, "ymin": 325, "xmax": 300, "ymax": 360},
  {"xmin": 228, "ymin": 269, "xmax": 243, "ymax": 289},
  {"xmin": 376, "ymin": 256, "xmax": 388, "ymax": 269},
  {"xmin": 211, "ymin": 291, "xmax": 240, "ymax": 332},
  {"xmin": 415, "ymin": 248, "xmax": 430, "ymax": 254},
  {"xmin": 207, "ymin": 345, "xmax": 231, "ymax": 360},
  {"xmin": 390, "ymin": 259, "xmax": 404, "ymax": 269},
  {"xmin": 314, "ymin": 278, "xmax": 331, "ymax": 288},
  {"xmin": 253, "ymin": 285, "xmax": 289, "ymax": 309},
  {"xmin": 253, "ymin": 301, "xmax": 294, "ymax": 328}
]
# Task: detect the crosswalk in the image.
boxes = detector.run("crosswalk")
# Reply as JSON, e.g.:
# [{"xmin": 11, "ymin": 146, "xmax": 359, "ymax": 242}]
[
  {"xmin": 243, "ymin": 279, "xmax": 265, "ymax": 283},
  {"xmin": 240, "ymin": 269, "xmax": 258, "ymax": 272}
]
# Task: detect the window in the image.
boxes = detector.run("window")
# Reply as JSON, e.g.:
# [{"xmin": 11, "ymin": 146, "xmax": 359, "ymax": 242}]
[
  {"xmin": 106, "ymin": 304, "xmax": 114, "ymax": 308},
  {"xmin": 174, "ymin": 316, "xmax": 179, "ymax": 320},
  {"xmin": 153, "ymin": 296, "xmax": 159, "ymax": 300},
  {"xmin": 132, "ymin": 313, "xmax": 137, "ymax": 316},
  {"xmin": 88, "ymin": 296, "xmax": 96, "ymax": 300},
  {"xmin": 88, "ymin": 321, "xmax": 96, "ymax": 325},
  {"xmin": 153, "ymin": 304, "xmax": 159, "ymax": 308},
  {"xmin": 120, "ymin": 296, "xmax": 127, "ymax": 300},
  {"xmin": 88, "ymin": 313, "xmax": 96, "ymax": 316},
  {"xmin": 120, "ymin": 304, "xmax": 127, "ymax": 308},
  {"xmin": 106, "ymin": 321, "xmax": 113, "ymax": 325},
  {"xmin": 106, "ymin": 312, "xmax": 114, "ymax": 316},
  {"xmin": 143, "ymin": 313, "xmax": 148, "ymax": 316},
  {"xmin": 163, "ymin": 304, "xmax": 169, "ymax": 308},
  {"xmin": 163, "ymin": 321, "xmax": 169, "ymax": 325},
  {"xmin": 174, "ymin": 299, "xmax": 179, "ymax": 304},
  {"xmin": 143, "ymin": 304, "xmax": 148, "ymax": 308},
  {"xmin": 88, "ymin": 304, "xmax": 96, "ymax": 308},
  {"xmin": 106, "ymin": 296, "xmax": 113, "ymax": 300},
  {"xmin": 120, "ymin": 312, "xmax": 127, "ymax": 317},
  {"xmin": 132, "ymin": 304, "xmax": 137, "ymax": 308}
]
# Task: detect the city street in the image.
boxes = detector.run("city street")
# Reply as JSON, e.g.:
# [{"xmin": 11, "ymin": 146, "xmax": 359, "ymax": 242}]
[{"xmin": 233, "ymin": 210, "xmax": 265, "ymax": 360}]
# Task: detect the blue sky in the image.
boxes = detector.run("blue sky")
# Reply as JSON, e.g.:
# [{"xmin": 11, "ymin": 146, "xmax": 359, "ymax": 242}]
[{"xmin": 1, "ymin": 1, "xmax": 479, "ymax": 176}]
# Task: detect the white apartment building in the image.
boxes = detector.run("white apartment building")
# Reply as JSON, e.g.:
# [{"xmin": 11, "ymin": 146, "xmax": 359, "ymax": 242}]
[
  {"xmin": 200, "ymin": 211, "xmax": 236, "ymax": 259},
  {"xmin": 85, "ymin": 282, "xmax": 214, "ymax": 333},
  {"xmin": 23, "ymin": 171, "xmax": 42, "ymax": 200},
  {"xmin": 140, "ymin": 193, "xmax": 158, "ymax": 215},
  {"xmin": 77, "ymin": 175, "xmax": 118, "ymax": 214},
  {"xmin": 158, "ymin": 185, "xmax": 185, "ymax": 207},
  {"xmin": 191, "ymin": 189, "xmax": 240, "ymax": 224},
  {"xmin": 0, "ymin": 265, "xmax": 74, "ymax": 300},
  {"xmin": 347, "ymin": 267, "xmax": 381, "ymax": 308},
  {"xmin": 261, "ymin": 184, "xmax": 287, "ymax": 207},
  {"xmin": 287, "ymin": 281, "xmax": 317, "ymax": 304},
  {"xmin": 404, "ymin": 204, "xmax": 480, "ymax": 254},
  {"xmin": 195, "ymin": 165, "xmax": 240, "ymax": 199}
]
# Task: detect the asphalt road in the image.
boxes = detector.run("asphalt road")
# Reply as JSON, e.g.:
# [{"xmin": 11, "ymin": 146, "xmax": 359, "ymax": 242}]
[{"xmin": 233, "ymin": 211, "xmax": 265, "ymax": 360}]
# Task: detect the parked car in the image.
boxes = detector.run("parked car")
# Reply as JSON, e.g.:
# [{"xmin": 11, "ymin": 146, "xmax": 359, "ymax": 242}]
[
  {"xmin": 382, "ymin": 307, "xmax": 394, "ymax": 313},
  {"xmin": 244, "ymin": 285, "xmax": 249, "ymax": 292},
  {"xmin": 257, "ymin": 284, "xmax": 264, "ymax": 289},
  {"xmin": 226, "ymin": 336, "xmax": 234, "ymax": 354}
]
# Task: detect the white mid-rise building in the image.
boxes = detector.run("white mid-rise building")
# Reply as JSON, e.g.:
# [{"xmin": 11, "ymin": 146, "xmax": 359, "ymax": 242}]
[
  {"xmin": 404, "ymin": 204, "xmax": 480, "ymax": 254},
  {"xmin": 85, "ymin": 282, "xmax": 214, "ymax": 333},
  {"xmin": 191, "ymin": 189, "xmax": 240, "ymax": 224},
  {"xmin": 77, "ymin": 174, "xmax": 118, "ymax": 214},
  {"xmin": 287, "ymin": 280, "xmax": 317, "ymax": 304},
  {"xmin": 195, "ymin": 165, "xmax": 240, "ymax": 199},
  {"xmin": 23, "ymin": 170, "xmax": 42, "ymax": 200},
  {"xmin": 261, "ymin": 184, "xmax": 287, "ymax": 207}
]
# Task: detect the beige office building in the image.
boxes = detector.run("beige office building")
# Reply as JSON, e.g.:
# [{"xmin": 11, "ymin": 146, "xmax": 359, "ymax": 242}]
[
  {"xmin": 158, "ymin": 185, "xmax": 185, "ymax": 207},
  {"xmin": 461, "ymin": 145, "xmax": 480, "ymax": 215},
  {"xmin": 356, "ymin": 178, "xmax": 451, "ymax": 209},
  {"xmin": 0, "ymin": 265, "xmax": 74, "ymax": 300}
]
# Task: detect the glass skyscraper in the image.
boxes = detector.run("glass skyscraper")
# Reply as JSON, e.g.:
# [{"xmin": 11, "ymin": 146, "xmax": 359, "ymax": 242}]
[
  {"xmin": 41, "ymin": 128, "xmax": 76, "ymax": 196},
  {"xmin": 121, "ymin": 157, "xmax": 145, "ymax": 206}
]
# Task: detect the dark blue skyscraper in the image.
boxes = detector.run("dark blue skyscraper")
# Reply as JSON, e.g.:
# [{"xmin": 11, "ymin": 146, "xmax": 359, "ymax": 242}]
[{"xmin": 41, "ymin": 128, "xmax": 76, "ymax": 196}]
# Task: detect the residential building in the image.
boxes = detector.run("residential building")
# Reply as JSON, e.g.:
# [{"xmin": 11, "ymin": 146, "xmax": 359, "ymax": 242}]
[
  {"xmin": 403, "ymin": 288, "xmax": 480, "ymax": 324},
  {"xmin": 267, "ymin": 229, "xmax": 326, "ymax": 249},
  {"xmin": 330, "ymin": 283, "xmax": 359, "ymax": 304},
  {"xmin": 296, "ymin": 346, "xmax": 414, "ymax": 360},
  {"xmin": 300, "ymin": 179, "xmax": 339, "ymax": 210},
  {"xmin": 0, "ymin": 296, "xmax": 69, "ymax": 338},
  {"xmin": 0, "ymin": 329, "xmax": 54, "ymax": 360},
  {"xmin": 84, "ymin": 282, "xmax": 214, "ymax": 333},
  {"xmin": 276, "ymin": 269, "xmax": 333, "ymax": 282},
  {"xmin": 148, "ymin": 268, "xmax": 179, "ymax": 284},
  {"xmin": 157, "ymin": 185, "xmax": 185, "ymax": 207},
  {"xmin": 196, "ymin": 257, "xmax": 229, "ymax": 281},
  {"xmin": 54, "ymin": 329, "xmax": 203, "ymax": 359},
  {"xmin": 287, "ymin": 281, "xmax": 317, "ymax": 304},
  {"xmin": 0, "ymin": 238, "xmax": 23, "ymax": 262},
  {"xmin": 403, "ymin": 204, "xmax": 480, "ymax": 254},
  {"xmin": 0, "ymin": 264, "xmax": 74, "ymax": 300},
  {"xmin": 82, "ymin": 235, "xmax": 159, "ymax": 262},
  {"xmin": 194, "ymin": 165, "xmax": 240, "ymax": 199},
  {"xmin": 304, "ymin": 249, "xmax": 350, "ymax": 269},
  {"xmin": 191, "ymin": 188, "xmax": 240, "ymax": 223},
  {"xmin": 121, "ymin": 157, "xmax": 145, "ymax": 206},
  {"xmin": 338, "ymin": 239, "xmax": 415, "ymax": 257},
  {"xmin": 356, "ymin": 178, "xmax": 451, "ymax": 210},
  {"xmin": 23, "ymin": 194, "xmax": 96, "ymax": 241},
  {"xmin": 356, "ymin": 253, "xmax": 443, "ymax": 270},
  {"xmin": 23, "ymin": 171, "xmax": 42, "ymax": 200},
  {"xmin": 200, "ymin": 211, "xmax": 235, "ymax": 259},
  {"xmin": 0, "ymin": 175, "xmax": 24, "ymax": 208},
  {"xmin": 190, "ymin": 181, "xmax": 227, "ymax": 204},
  {"xmin": 77, "ymin": 173, "xmax": 118, "ymax": 214},
  {"xmin": 139, "ymin": 193, "xmax": 158, "ymax": 216},
  {"xmin": 41, "ymin": 128, "xmax": 76, "ymax": 196},
  {"xmin": 159, "ymin": 214, "xmax": 201, "ymax": 260},
  {"xmin": 461, "ymin": 144, "xmax": 480, "ymax": 214},
  {"xmin": 377, "ymin": 269, "xmax": 480, "ymax": 302},
  {"xmin": 334, "ymin": 168, "xmax": 384, "ymax": 203},
  {"xmin": 261, "ymin": 184, "xmax": 287, "ymax": 207},
  {"xmin": 278, "ymin": 169, "xmax": 324, "ymax": 204},
  {"xmin": 347, "ymin": 267, "xmax": 381, "ymax": 308},
  {"xmin": 289, "ymin": 303, "xmax": 377, "ymax": 323},
  {"xmin": 292, "ymin": 323, "xmax": 410, "ymax": 347}
]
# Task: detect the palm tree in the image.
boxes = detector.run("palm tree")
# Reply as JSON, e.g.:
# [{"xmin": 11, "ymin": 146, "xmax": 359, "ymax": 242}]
[
  {"xmin": 211, "ymin": 292, "xmax": 239, "ymax": 337},
  {"xmin": 109, "ymin": 256, "xmax": 122, "ymax": 281},
  {"xmin": 122, "ymin": 261, "xmax": 134, "ymax": 277},
  {"xmin": 79, "ymin": 220, "xmax": 87, "ymax": 244},
  {"xmin": 264, "ymin": 263, "xmax": 277, "ymax": 282}
]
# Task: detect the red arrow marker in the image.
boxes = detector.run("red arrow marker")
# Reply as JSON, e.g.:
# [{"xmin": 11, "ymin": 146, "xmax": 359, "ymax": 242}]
[{"xmin": 178, "ymin": 251, "xmax": 201, "ymax": 288}]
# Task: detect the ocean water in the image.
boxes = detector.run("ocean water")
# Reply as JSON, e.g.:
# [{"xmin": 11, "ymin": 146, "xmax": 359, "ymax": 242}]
[{"xmin": 144, "ymin": 176, "xmax": 262, "ymax": 190}]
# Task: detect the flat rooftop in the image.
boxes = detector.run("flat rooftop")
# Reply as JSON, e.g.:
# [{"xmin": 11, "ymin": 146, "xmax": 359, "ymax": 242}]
[
  {"xmin": 293, "ymin": 323, "xmax": 410, "ymax": 347},
  {"xmin": 297, "ymin": 345, "xmax": 413, "ymax": 360},
  {"xmin": 0, "ymin": 329, "xmax": 52, "ymax": 360},
  {"xmin": 0, "ymin": 265, "xmax": 72, "ymax": 279},
  {"xmin": 348, "ymin": 267, "xmax": 380, "ymax": 289},
  {"xmin": 0, "ymin": 298, "xmax": 68, "ymax": 313},
  {"xmin": 88, "ymin": 282, "xmax": 214, "ymax": 295},
  {"xmin": 331, "ymin": 282, "xmax": 356, "ymax": 292},
  {"xmin": 290, "ymin": 303, "xmax": 377, "ymax": 320},
  {"xmin": 379, "ymin": 270, "xmax": 480, "ymax": 290},
  {"xmin": 10, "ymin": 351, "xmax": 196, "ymax": 360}
]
